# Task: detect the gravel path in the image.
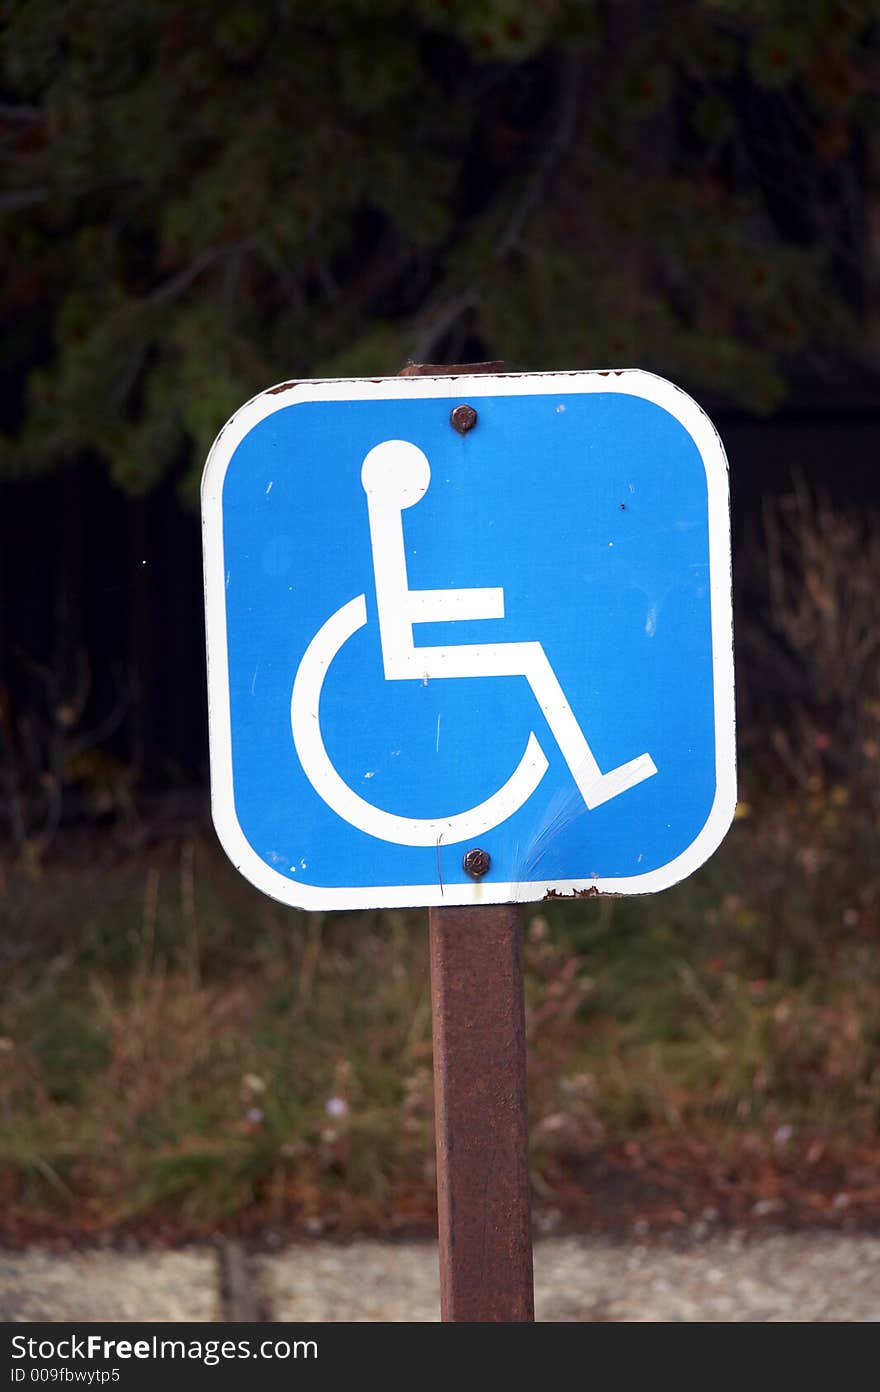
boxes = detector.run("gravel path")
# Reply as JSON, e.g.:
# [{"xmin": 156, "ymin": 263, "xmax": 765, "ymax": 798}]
[
  {"xmin": 263, "ymin": 1233, "xmax": 880, "ymax": 1322},
  {"xmin": 0, "ymin": 1249, "xmax": 219, "ymax": 1322},
  {"xmin": 2, "ymin": 1233, "xmax": 879, "ymax": 1322}
]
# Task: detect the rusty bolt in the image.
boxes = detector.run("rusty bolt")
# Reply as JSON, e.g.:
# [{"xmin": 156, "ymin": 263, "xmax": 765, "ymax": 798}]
[
  {"xmin": 462, "ymin": 847, "xmax": 491, "ymax": 879},
  {"xmin": 450, "ymin": 403, "xmax": 478, "ymax": 435}
]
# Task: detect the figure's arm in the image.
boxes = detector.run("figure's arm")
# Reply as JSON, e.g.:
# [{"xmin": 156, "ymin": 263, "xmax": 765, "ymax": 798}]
[{"xmin": 408, "ymin": 586, "xmax": 504, "ymax": 623}]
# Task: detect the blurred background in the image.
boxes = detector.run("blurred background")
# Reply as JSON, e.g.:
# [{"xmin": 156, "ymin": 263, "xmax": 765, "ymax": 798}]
[{"xmin": 2, "ymin": 0, "xmax": 880, "ymax": 1243}]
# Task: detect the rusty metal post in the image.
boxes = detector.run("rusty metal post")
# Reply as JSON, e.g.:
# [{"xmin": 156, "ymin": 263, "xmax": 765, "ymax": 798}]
[
  {"xmin": 430, "ymin": 904, "xmax": 534, "ymax": 1321},
  {"xmin": 400, "ymin": 359, "xmax": 535, "ymax": 1322}
]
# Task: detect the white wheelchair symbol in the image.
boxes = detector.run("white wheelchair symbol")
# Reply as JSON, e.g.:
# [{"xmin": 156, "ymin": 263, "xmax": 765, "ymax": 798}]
[{"xmin": 291, "ymin": 440, "xmax": 657, "ymax": 846}]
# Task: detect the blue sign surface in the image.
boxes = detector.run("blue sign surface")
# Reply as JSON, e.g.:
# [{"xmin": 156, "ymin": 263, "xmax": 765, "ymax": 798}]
[{"xmin": 202, "ymin": 371, "xmax": 735, "ymax": 909}]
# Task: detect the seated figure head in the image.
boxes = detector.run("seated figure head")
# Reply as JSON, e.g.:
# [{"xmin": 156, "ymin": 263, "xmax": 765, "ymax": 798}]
[{"xmin": 361, "ymin": 440, "xmax": 431, "ymax": 510}]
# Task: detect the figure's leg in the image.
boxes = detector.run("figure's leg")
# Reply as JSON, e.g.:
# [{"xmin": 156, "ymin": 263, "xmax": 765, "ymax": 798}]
[
  {"xmin": 408, "ymin": 637, "xmax": 656, "ymax": 808},
  {"xmin": 523, "ymin": 647, "xmax": 657, "ymax": 808}
]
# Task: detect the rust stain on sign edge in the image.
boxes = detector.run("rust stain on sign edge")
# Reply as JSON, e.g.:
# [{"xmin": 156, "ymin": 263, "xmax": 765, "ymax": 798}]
[
  {"xmin": 544, "ymin": 884, "xmax": 603, "ymax": 899},
  {"xmin": 266, "ymin": 380, "xmax": 302, "ymax": 395},
  {"xmin": 268, "ymin": 365, "xmax": 641, "ymax": 394}
]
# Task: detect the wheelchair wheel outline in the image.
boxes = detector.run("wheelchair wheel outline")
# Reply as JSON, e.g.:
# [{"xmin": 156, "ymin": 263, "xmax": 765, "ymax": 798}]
[{"xmin": 290, "ymin": 594, "xmax": 550, "ymax": 847}]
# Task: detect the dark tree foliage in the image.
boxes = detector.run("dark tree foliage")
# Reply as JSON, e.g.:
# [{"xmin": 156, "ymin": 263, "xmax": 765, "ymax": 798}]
[{"xmin": 2, "ymin": 0, "xmax": 878, "ymax": 504}]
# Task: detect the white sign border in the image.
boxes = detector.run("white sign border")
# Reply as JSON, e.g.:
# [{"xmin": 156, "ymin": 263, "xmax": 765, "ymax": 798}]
[{"xmin": 202, "ymin": 369, "xmax": 736, "ymax": 911}]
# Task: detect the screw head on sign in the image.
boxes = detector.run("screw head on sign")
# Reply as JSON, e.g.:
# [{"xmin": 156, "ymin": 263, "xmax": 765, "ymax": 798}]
[
  {"xmin": 463, "ymin": 847, "xmax": 491, "ymax": 879},
  {"xmin": 450, "ymin": 403, "xmax": 478, "ymax": 435}
]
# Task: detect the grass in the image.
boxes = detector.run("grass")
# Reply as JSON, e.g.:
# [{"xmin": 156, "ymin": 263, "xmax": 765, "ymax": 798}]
[{"xmin": 2, "ymin": 791, "xmax": 879, "ymax": 1238}]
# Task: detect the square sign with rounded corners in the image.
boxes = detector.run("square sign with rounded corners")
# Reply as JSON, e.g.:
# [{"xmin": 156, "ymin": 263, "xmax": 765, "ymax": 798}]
[{"xmin": 202, "ymin": 370, "xmax": 735, "ymax": 911}]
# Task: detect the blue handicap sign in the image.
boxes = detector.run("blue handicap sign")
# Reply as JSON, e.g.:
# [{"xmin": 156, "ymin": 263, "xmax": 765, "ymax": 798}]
[{"xmin": 202, "ymin": 371, "xmax": 735, "ymax": 910}]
